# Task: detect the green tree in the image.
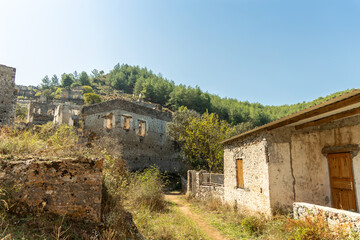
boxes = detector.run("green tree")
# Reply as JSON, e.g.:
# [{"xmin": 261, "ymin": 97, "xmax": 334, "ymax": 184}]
[
  {"xmin": 51, "ymin": 74, "xmax": 59, "ymax": 88},
  {"xmin": 91, "ymin": 69, "xmax": 99, "ymax": 78},
  {"xmin": 167, "ymin": 106, "xmax": 199, "ymax": 145},
  {"xmin": 61, "ymin": 74, "xmax": 74, "ymax": 88},
  {"xmin": 40, "ymin": 75, "xmax": 51, "ymax": 89},
  {"xmin": 178, "ymin": 111, "xmax": 232, "ymax": 172},
  {"xmin": 84, "ymin": 93, "xmax": 102, "ymax": 104},
  {"xmin": 79, "ymin": 71, "xmax": 91, "ymax": 86}
]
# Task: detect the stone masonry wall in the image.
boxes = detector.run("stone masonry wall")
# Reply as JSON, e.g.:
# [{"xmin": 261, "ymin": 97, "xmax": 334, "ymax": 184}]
[
  {"xmin": 0, "ymin": 157, "xmax": 103, "ymax": 222},
  {"xmin": 82, "ymin": 98, "xmax": 180, "ymax": 173},
  {"xmin": 187, "ymin": 170, "xmax": 224, "ymax": 201},
  {"xmin": 294, "ymin": 202, "xmax": 360, "ymax": 234},
  {"xmin": 223, "ymin": 134, "xmax": 272, "ymax": 216},
  {"xmin": 0, "ymin": 64, "xmax": 16, "ymax": 126}
]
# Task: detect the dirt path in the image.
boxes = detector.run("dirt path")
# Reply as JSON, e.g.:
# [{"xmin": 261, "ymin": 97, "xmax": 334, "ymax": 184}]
[{"xmin": 165, "ymin": 194, "xmax": 229, "ymax": 240}]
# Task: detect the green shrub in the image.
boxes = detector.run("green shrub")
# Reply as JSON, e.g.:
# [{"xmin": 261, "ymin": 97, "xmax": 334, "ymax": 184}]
[
  {"xmin": 82, "ymin": 85, "xmax": 94, "ymax": 93},
  {"xmin": 84, "ymin": 93, "xmax": 102, "ymax": 104},
  {"xmin": 15, "ymin": 104, "xmax": 27, "ymax": 120},
  {"xmin": 128, "ymin": 167, "xmax": 167, "ymax": 212}
]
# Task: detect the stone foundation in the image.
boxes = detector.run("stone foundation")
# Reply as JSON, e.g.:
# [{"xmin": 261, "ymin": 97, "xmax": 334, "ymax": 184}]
[
  {"xmin": 0, "ymin": 157, "xmax": 103, "ymax": 222},
  {"xmin": 294, "ymin": 202, "xmax": 360, "ymax": 234}
]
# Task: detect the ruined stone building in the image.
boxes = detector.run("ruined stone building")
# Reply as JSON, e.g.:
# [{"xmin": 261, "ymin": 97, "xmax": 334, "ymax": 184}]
[
  {"xmin": 53, "ymin": 104, "xmax": 81, "ymax": 127},
  {"xmin": 0, "ymin": 64, "xmax": 16, "ymax": 126},
  {"xmin": 27, "ymin": 101, "xmax": 57, "ymax": 125},
  {"xmin": 222, "ymin": 90, "xmax": 360, "ymax": 216},
  {"xmin": 82, "ymin": 98, "xmax": 180, "ymax": 172},
  {"xmin": 58, "ymin": 86, "xmax": 84, "ymax": 105},
  {"xmin": 15, "ymin": 85, "xmax": 38, "ymax": 99}
]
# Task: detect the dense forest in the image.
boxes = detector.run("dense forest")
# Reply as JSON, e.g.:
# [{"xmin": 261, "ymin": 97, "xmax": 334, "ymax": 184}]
[{"xmin": 38, "ymin": 63, "xmax": 354, "ymax": 133}]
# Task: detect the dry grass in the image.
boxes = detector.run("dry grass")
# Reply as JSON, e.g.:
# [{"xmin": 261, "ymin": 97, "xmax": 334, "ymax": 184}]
[
  {"xmin": 186, "ymin": 197, "xmax": 358, "ymax": 240},
  {"xmin": 0, "ymin": 123, "xmax": 79, "ymax": 158},
  {"xmin": 0, "ymin": 124, "xmax": 146, "ymax": 239},
  {"xmin": 133, "ymin": 202, "xmax": 209, "ymax": 240}
]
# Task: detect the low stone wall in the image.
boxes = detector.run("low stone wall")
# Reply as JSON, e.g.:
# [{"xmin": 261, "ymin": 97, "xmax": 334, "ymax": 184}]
[
  {"xmin": 294, "ymin": 202, "xmax": 360, "ymax": 234},
  {"xmin": 187, "ymin": 170, "xmax": 224, "ymax": 201},
  {"xmin": 0, "ymin": 157, "xmax": 103, "ymax": 222},
  {"xmin": 198, "ymin": 185, "xmax": 224, "ymax": 201}
]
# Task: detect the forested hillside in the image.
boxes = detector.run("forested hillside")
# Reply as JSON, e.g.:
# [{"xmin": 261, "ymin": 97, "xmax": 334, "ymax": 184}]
[{"xmin": 38, "ymin": 63, "xmax": 355, "ymax": 133}]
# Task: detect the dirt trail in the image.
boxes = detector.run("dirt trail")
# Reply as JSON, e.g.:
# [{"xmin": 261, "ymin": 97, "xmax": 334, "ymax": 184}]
[{"xmin": 165, "ymin": 194, "xmax": 229, "ymax": 240}]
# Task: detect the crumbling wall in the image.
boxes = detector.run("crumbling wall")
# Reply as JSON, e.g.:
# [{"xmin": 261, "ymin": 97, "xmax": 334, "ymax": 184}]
[
  {"xmin": 0, "ymin": 157, "xmax": 103, "ymax": 222},
  {"xmin": 0, "ymin": 64, "xmax": 16, "ymax": 126},
  {"xmin": 27, "ymin": 102, "xmax": 56, "ymax": 124},
  {"xmin": 53, "ymin": 104, "xmax": 81, "ymax": 126},
  {"xmin": 294, "ymin": 202, "xmax": 360, "ymax": 234},
  {"xmin": 187, "ymin": 170, "xmax": 224, "ymax": 201}
]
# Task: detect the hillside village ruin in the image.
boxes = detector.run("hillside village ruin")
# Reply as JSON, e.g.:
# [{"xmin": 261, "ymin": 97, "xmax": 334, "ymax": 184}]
[
  {"xmin": 0, "ymin": 64, "xmax": 181, "ymax": 221},
  {"xmin": 3, "ymin": 63, "xmax": 360, "ymax": 234}
]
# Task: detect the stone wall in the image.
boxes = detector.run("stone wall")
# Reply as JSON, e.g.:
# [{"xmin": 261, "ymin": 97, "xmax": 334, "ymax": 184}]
[
  {"xmin": 187, "ymin": 170, "xmax": 224, "ymax": 201},
  {"xmin": 82, "ymin": 98, "xmax": 180, "ymax": 173},
  {"xmin": 0, "ymin": 64, "xmax": 16, "ymax": 126},
  {"xmin": 267, "ymin": 114, "xmax": 360, "ymax": 213},
  {"xmin": 27, "ymin": 102, "xmax": 56, "ymax": 124},
  {"xmin": 223, "ymin": 135, "xmax": 272, "ymax": 216},
  {"xmin": 15, "ymin": 85, "xmax": 38, "ymax": 100},
  {"xmin": 53, "ymin": 104, "xmax": 81, "ymax": 126},
  {"xmin": 0, "ymin": 157, "xmax": 103, "ymax": 222},
  {"xmin": 294, "ymin": 202, "xmax": 360, "ymax": 234}
]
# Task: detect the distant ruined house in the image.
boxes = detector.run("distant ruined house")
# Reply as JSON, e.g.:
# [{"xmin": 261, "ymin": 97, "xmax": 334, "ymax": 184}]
[
  {"xmin": 222, "ymin": 90, "xmax": 360, "ymax": 216},
  {"xmin": 82, "ymin": 98, "xmax": 180, "ymax": 172},
  {"xmin": 0, "ymin": 64, "xmax": 16, "ymax": 126},
  {"xmin": 27, "ymin": 101, "xmax": 56, "ymax": 125}
]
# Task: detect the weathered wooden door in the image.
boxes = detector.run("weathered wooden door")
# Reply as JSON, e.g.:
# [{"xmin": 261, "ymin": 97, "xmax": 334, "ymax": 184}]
[{"xmin": 328, "ymin": 153, "xmax": 357, "ymax": 211}]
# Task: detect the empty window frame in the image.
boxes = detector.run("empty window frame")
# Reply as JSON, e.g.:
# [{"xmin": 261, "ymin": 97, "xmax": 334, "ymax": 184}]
[
  {"xmin": 236, "ymin": 159, "xmax": 244, "ymax": 188},
  {"xmin": 138, "ymin": 120, "xmax": 146, "ymax": 137},
  {"xmin": 123, "ymin": 116, "xmax": 131, "ymax": 130},
  {"xmin": 104, "ymin": 113, "xmax": 113, "ymax": 130},
  {"xmin": 106, "ymin": 118, "xmax": 112, "ymax": 129}
]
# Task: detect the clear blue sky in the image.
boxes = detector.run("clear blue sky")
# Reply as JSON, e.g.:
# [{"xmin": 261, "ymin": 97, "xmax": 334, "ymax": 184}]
[{"xmin": 1, "ymin": 0, "xmax": 360, "ymax": 105}]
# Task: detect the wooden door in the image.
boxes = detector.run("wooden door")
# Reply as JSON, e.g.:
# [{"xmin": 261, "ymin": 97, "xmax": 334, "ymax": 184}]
[{"xmin": 328, "ymin": 153, "xmax": 357, "ymax": 211}]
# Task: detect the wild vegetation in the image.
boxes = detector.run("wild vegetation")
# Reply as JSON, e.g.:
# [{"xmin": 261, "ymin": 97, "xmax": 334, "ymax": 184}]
[
  {"xmin": 167, "ymin": 107, "xmax": 233, "ymax": 172},
  {"xmin": 186, "ymin": 196, "xmax": 358, "ymax": 240},
  {"xmin": 0, "ymin": 124, "xmax": 208, "ymax": 239},
  {"xmin": 36, "ymin": 63, "xmax": 355, "ymax": 132},
  {"xmin": 0, "ymin": 120, "xmax": 357, "ymax": 239}
]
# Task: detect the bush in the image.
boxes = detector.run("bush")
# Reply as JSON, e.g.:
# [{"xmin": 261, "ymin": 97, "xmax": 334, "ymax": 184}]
[
  {"xmin": 84, "ymin": 93, "xmax": 102, "ymax": 104},
  {"xmin": 82, "ymin": 85, "xmax": 94, "ymax": 93},
  {"xmin": 128, "ymin": 167, "xmax": 167, "ymax": 212},
  {"xmin": 15, "ymin": 104, "xmax": 27, "ymax": 120}
]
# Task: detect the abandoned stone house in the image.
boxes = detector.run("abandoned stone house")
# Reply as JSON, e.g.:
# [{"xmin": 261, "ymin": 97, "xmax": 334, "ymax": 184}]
[
  {"xmin": 221, "ymin": 90, "xmax": 360, "ymax": 216},
  {"xmin": 0, "ymin": 64, "xmax": 16, "ymax": 126},
  {"xmin": 82, "ymin": 98, "xmax": 180, "ymax": 172},
  {"xmin": 27, "ymin": 101, "xmax": 57, "ymax": 124},
  {"xmin": 53, "ymin": 104, "xmax": 81, "ymax": 127},
  {"xmin": 58, "ymin": 87, "xmax": 84, "ymax": 105}
]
